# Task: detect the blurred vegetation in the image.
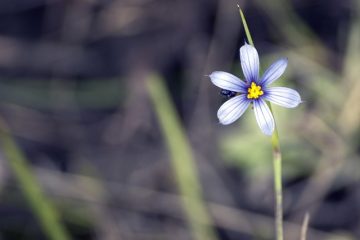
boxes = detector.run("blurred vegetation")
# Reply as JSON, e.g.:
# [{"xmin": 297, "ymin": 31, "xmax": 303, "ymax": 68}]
[
  {"xmin": 0, "ymin": 0, "xmax": 359, "ymax": 240},
  {"xmin": 147, "ymin": 74, "xmax": 217, "ymax": 240},
  {"xmin": 0, "ymin": 119, "xmax": 71, "ymax": 240}
]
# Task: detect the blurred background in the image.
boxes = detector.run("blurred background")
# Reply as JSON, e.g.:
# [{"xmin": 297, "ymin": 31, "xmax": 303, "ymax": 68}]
[{"xmin": 0, "ymin": 0, "xmax": 359, "ymax": 239}]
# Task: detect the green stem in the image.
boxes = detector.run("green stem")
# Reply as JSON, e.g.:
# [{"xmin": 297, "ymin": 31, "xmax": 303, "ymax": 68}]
[
  {"xmin": 270, "ymin": 107, "xmax": 283, "ymax": 240},
  {"xmin": 239, "ymin": 7, "xmax": 254, "ymax": 46},
  {"xmin": 239, "ymin": 7, "xmax": 283, "ymax": 240}
]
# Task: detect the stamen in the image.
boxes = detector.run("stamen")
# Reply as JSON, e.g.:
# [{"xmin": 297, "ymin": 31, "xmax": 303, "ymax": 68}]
[{"xmin": 247, "ymin": 82, "xmax": 264, "ymax": 99}]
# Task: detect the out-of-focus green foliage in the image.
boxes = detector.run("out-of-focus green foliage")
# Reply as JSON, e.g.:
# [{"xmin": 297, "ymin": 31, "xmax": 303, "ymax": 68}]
[
  {"xmin": 147, "ymin": 74, "xmax": 218, "ymax": 240},
  {"xmin": 0, "ymin": 119, "xmax": 71, "ymax": 240}
]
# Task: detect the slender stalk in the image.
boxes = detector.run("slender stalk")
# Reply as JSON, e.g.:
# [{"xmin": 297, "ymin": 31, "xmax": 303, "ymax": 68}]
[
  {"xmin": 270, "ymin": 106, "xmax": 283, "ymax": 240},
  {"xmin": 238, "ymin": 6, "xmax": 254, "ymax": 46},
  {"xmin": 238, "ymin": 7, "xmax": 284, "ymax": 240}
]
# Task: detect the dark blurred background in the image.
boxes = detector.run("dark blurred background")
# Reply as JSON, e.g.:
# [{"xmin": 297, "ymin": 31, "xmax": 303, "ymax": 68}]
[{"xmin": 0, "ymin": 0, "xmax": 359, "ymax": 239}]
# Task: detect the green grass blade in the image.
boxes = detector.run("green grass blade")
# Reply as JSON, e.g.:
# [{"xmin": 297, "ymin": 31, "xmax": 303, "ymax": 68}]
[
  {"xmin": 0, "ymin": 119, "xmax": 71, "ymax": 240},
  {"xmin": 147, "ymin": 73, "xmax": 217, "ymax": 240}
]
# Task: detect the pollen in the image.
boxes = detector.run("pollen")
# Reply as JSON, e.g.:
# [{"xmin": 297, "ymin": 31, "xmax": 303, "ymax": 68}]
[{"xmin": 247, "ymin": 82, "xmax": 264, "ymax": 99}]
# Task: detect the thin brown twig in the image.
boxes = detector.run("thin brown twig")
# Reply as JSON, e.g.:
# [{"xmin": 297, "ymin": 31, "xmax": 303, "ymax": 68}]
[{"xmin": 300, "ymin": 213, "xmax": 310, "ymax": 240}]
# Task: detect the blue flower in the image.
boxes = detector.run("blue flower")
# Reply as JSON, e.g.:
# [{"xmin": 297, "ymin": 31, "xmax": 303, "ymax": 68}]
[{"xmin": 209, "ymin": 43, "xmax": 301, "ymax": 135}]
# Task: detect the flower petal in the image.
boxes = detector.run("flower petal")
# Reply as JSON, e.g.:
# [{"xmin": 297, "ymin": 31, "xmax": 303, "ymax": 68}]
[
  {"xmin": 260, "ymin": 58, "xmax": 288, "ymax": 86},
  {"xmin": 253, "ymin": 98, "xmax": 274, "ymax": 135},
  {"xmin": 240, "ymin": 43, "xmax": 259, "ymax": 82},
  {"xmin": 209, "ymin": 71, "xmax": 247, "ymax": 93},
  {"xmin": 217, "ymin": 95, "xmax": 250, "ymax": 125},
  {"xmin": 264, "ymin": 87, "xmax": 301, "ymax": 108}
]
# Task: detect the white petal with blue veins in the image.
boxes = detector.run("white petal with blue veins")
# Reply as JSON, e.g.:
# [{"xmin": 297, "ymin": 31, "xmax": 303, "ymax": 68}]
[
  {"xmin": 265, "ymin": 87, "xmax": 301, "ymax": 108},
  {"xmin": 209, "ymin": 71, "xmax": 246, "ymax": 93},
  {"xmin": 217, "ymin": 95, "xmax": 250, "ymax": 125},
  {"xmin": 240, "ymin": 43, "xmax": 259, "ymax": 83},
  {"xmin": 260, "ymin": 58, "xmax": 288, "ymax": 86},
  {"xmin": 253, "ymin": 98, "xmax": 274, "ymax": 135}
]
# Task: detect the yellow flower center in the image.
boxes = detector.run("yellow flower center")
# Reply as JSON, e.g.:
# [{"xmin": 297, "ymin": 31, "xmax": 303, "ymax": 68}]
[{"xmin": 247, "ymin": 82, "xmax": 264, "ymax": 99}]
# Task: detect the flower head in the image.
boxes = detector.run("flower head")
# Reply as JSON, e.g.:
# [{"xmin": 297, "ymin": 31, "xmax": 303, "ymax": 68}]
[{"xmin": 209, "ymin": 43, "xmax": 301, "ymax": 135}]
